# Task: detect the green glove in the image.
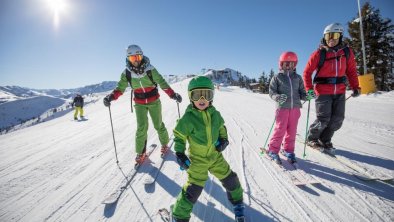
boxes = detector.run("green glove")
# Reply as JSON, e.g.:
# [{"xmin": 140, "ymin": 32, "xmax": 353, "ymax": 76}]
[{"xmin": 306, "ymin": 89, "xmax": 315, "ymax": 101}]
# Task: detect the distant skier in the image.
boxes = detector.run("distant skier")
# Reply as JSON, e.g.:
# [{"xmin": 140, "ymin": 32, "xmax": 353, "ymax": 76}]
[
  {"xmin": 266, "ymin": 52, "xmax": 308, "ymax": 164},
  {"xmin": 72, "ymin": 93, "xmax": 84, "ymax": 120},
  {"xmin": 103, "ymin": 44, "xmax": 182, "ymax": 165},
  {"xmin": 171, "ymin": 76, "xmax": 245, "ymax": 222},
  {"xmin": 303, "ymin": 23, "xmax": 361, "ymax": 153}
]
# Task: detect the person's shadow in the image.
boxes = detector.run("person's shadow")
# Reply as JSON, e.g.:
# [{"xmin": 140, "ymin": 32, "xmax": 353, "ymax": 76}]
[{"xmin": 335, "ymin": 148, "xmax": 394, "ymax": 171}]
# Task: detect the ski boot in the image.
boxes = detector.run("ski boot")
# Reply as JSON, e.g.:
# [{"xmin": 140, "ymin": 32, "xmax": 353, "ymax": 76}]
[
  {"xmin": 161, "ymin": 144, "xmax": 169, "ymax": 157},
  {"xmin": 306, "ymin": 140, "xmax": 325, "ymax": 152},
  {"xmin": 233, "ymin": 203, "xmax": 246, "ymax": 222},
  {"xmin": 321, "ymin": 141, "xmax": 336, "ymax": 156},
  {"xmin": 134, "ymin": 152, "xmax": 146, "ymax": 168},
  {"xmin": 267, "ymin": 151, "xmax": 282, "ymax": 165},
  {"xmin": 281, "ymin": 150, "xmax": 297, "ymax": 164},
  {"xmin": 74, "ymin": 117, "xmax": 78, "ymax": 120}
]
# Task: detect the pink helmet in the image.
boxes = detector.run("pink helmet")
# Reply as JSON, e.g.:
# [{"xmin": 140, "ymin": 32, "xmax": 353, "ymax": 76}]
[{"xmin": 279, "ymin": 51, "xmax": 298, "ymax": 69}]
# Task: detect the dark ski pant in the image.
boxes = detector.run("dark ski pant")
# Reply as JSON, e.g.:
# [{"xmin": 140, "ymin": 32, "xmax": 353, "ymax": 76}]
[{"xmin": 307, "ymin": 94, "xmax": 345, "ymax": 143}]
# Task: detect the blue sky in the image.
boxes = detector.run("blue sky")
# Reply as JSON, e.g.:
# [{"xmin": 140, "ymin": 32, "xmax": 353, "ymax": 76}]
[{"xmin": 0, "ymin": 0, "xmax": 393, "ymax": 89}]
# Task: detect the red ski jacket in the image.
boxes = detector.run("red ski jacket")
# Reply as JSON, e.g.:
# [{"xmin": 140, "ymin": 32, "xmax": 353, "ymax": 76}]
[{"xmin": 303, "ymin": 46, "xmax": 360, "ymax": 95}]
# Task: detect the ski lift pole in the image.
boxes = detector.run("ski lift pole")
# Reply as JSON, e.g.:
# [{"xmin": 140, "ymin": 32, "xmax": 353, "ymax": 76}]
[
  {"xmin": 303, "ymin": 100, "xmax": 311, "ymax": 158},
  {"xmin": 108, "ymin": 106, "xmax": 119, "ymax": 164}
]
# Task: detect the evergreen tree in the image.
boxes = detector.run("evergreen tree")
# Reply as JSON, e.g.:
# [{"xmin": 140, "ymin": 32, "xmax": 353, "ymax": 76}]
[
  {"xmin": 258, "ymin": 71, "xmax": 268, "ymax": 93},
  {"xmin": 348, "ymin": 2, "xmax": 394, "ymax": 91},
  {"xmin": 267, "ymin": 69, "xmax": 275, "ymax": 89}
]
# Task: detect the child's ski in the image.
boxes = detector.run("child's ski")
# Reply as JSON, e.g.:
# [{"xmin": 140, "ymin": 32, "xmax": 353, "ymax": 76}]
[{"xmin": 259, "ymin": 147, "xmax": 307, "ymax": 186}]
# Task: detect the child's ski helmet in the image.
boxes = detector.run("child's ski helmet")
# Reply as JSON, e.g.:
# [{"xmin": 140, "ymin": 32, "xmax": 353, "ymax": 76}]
[
  {"xmin": 279, "ymin": 51, "xmax": 298, "ymax": 68},
  {"xmin": 188, "ymin": 76, "xmax": 214, "ymax": 91}
]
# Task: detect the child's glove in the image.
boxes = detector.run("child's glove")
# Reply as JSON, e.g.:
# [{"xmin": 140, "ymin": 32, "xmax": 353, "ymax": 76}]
[
  {"xmin": 351, "ymin": 88, "xmax": 361, "ymax": 97},
  {"xmin": 277, "ymin": 94, "xmax": 287, "ymax": 105},
  {"xmin": 215, "ymin": 138, "xmax": 229, "ymax": 152},
  {"xmin": 171, "ymin": 93, "xmax": 182, "ymax": 103},
  {"xmin": 306, "ymin": 89, "xmax": 315, "ymax": 101},
  {"xmin": 176, "ymin": 152, "xmax": 190, "ymax": 170},
  {"xmin": 103, "ymin": 94, "xmax": 114, "ymax": 107}
]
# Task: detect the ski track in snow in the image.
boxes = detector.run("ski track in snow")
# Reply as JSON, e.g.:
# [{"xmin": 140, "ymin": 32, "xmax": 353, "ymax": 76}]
[{"xmin": 1, "ymin": 82, "xmax": 393, "ymax": 222}]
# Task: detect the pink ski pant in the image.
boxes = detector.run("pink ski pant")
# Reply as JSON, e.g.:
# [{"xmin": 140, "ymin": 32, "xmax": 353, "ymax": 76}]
[{"xmin": 268, "ymin": 108, "xmax": 301, "ymax": 154}]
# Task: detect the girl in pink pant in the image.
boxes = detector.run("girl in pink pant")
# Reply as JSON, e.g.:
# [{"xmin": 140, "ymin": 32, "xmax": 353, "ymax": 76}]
[{"xmin": 267, "ymin": 51, "xmax": 307, "ymax": 164}]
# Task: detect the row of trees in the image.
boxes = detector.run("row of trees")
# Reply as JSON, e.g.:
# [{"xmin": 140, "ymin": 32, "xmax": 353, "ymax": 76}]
[{"xmin": 248, "ymin": 2, "xmax": 393, "ymax": 92}]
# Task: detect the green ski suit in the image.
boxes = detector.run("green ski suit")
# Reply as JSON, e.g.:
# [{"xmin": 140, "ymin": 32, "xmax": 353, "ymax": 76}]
[
  {"xmin": 172, "ymin": 104, "xmax": 243, "ymax": 220},
  {"xmin": 111, "ymin": 61, "xmax": 175, "ymax": 154}
]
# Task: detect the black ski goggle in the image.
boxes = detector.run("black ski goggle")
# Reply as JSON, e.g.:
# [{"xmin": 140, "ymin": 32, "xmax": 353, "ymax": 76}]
[{"xmin": 189, "ymin": 89, "xmax": 214, "ymax": 101}]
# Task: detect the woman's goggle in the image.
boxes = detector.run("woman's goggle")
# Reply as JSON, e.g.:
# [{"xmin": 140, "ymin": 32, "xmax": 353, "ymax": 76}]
[
  {"xmin": 128, "ymin": 54, "xmax": 143, "ymax": 62},
  {"xmin": 324, "ymin": 32, "xmax": 341, "ymax": 41},
  {"xmin": 189, "ymin": 89, "xmax": 214, "ymax": 101}
]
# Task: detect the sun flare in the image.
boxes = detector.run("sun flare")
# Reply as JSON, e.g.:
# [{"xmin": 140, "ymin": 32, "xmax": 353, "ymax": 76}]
[{"xmin": 45, "ymin": 0, "xmax": 69, "ymax": 29}]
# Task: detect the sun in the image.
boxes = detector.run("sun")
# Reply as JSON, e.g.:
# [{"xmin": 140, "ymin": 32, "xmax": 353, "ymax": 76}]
[{"xmin": 45, "ymin": 0, "xmax": 69, "ymax": 29}]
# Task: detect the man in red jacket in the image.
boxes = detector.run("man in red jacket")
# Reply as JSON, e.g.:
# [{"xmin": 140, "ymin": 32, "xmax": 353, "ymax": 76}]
[{"xmin": 303, "ymin": 23, "xmax": 361, "ymax": 153}]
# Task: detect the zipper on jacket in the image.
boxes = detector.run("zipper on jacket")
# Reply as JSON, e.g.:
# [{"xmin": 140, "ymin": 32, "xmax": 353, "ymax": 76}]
[
  {"xmin": 287, "ymin": 71, "xmax": 294, "ymax": 109},
  {"xmin": 138, "ymin": 77, "xmax": 148, "ymax": 103},
  {"xmin": 334, "ymin": 51, "xmax": 338, "ymax": 94},
  {"xmin": 202, "ymin": 111, "xmax": 212, "ymax": 149}
]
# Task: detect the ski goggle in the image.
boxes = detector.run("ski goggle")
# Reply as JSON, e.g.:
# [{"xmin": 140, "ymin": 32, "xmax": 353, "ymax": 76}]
[
  {"xmin": 324, "ymin": 32, "xmax": 341, "ymax": 41},
  {"xmin": 281, "ymin": 61, "xmax": 296, "ymax": 68},
  {"xmin": 189, "ymin": 89, "xmax": 214, "ymax": 101},
  {"xmin": 128, "ymin": 54, "xmax": 143, "ymax": 62}
]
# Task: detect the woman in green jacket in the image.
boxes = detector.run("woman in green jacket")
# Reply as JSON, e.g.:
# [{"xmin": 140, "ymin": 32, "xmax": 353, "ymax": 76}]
[
  {"xmin": 172, "ymin": 76, "xmax": 244, "ymax": 222},
  {"xmin": 103, "ymin": 45, "xmax": 182, "ymax": 165}
]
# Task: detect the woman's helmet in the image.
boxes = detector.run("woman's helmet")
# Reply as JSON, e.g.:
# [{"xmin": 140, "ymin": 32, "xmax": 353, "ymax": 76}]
[
  {"xmin": 126, "ymin": 45, "xmax": 143, "ymax": 56},
  {"xmin": 278, "ymin": 51, "xmax": 298, "ymax": 69},
  {"xmin": 322, "ymin": 23, "xmax": 344, "ymax": 46},
  {"xmin": 323, "ymin": 23, "xmax": 344, "ymax": 34}
]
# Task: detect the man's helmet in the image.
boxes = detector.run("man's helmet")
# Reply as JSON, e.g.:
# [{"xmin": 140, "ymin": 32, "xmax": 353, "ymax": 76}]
[
  {"xmin": 188, "ymin": 76, "xmax": 214, "ymax": 91},
  {"xmin": 278, "ymin": 51, "xmax": 298, "ymax": 69},
  {"xmin": 126, "ymin": 45, "xmax": 143, "ymax": 56},
  {"xmin": 323, "ymin": 23, "xmax": 344, "ymax": 34}
]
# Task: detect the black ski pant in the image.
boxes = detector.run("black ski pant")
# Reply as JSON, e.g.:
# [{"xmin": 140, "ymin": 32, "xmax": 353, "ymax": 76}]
[{"xmin": 307, "ymin": 94, "xmax": 346, "ymax": 143}]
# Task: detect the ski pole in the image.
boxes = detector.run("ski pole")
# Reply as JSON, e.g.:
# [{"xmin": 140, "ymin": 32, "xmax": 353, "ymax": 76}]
[
  {"xmin": 302, "ymin": 100, "xmax": 311, "ymax": 158},
  {"xmin": 262, "ymin": 116, "xmax": 276, "ymax": 154},
  {"xmin": 176, "ymin": 102, "xmax": 181, "ymax": 119},
  {"xmin": 108, "ymin": 106, "xmax": 119, "ymax": 164},
  {"xmin": 346, "ymin": 95, "xmax": 352, "ymax": 100}
]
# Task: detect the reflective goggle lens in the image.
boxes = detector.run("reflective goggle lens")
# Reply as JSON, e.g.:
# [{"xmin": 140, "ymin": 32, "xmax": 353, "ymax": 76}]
[
  {"xmin": 128, "ymin": 54, "xmax": 143, "ymax": 62},
  {"xmin": 282, "ymin": 61, "xmax": 295, "ymax": 67},
  {"xmin": 324, "ymin": 32, "xmax": 341, "ymax": 41},
  {"xmin": 190, "ymin": 89, "xmax": 214, "ymax": 101}
]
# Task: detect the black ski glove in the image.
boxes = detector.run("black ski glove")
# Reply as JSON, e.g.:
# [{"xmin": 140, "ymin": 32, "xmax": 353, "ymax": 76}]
[
  {"xmin": 351, "ymin": 88, "xmax": 361, "ymax": 97},
  {"xmin": 176, "ymin": 152, "xmax": 190, "ymax": 170},
  {"xmin": 215, "ymin": 138, "xmax": 229, "ymax": 152},
  {"xmin": 171, "ymin": 93, "xmax": 182, "ymax": 103},
  {"xmin": 103, "ymin": 94, "xmax": 114, "ymax": 107}
]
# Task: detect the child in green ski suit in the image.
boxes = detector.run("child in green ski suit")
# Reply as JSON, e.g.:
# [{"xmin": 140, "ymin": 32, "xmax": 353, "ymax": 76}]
[
  {"xmin": 172, "ymin": 76, "xmax": 244, "ymax": 222},
  {"xmin": 103, "ymin": 45, "xmax": 182, "ymax": 164}
]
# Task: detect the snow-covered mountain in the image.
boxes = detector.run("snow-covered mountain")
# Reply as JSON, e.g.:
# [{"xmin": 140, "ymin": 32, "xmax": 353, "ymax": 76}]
[
  {"xmin": 0, "ymin": 73, "xmax": 244, "ymax": 134},
  {"xmin": 0, "ymin": 81, "xmax": 118, "ymax": 103},
  {"xmin": 0, "ymin": 82, "xmax": 119, "ymax": 133},
  {"xmin": 203, "ymin": 68, "xmax": 250, "ymax": 86},
  {"xmin": 0, "ymin": 78, "xmax": 393, "ymax": 222}
]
